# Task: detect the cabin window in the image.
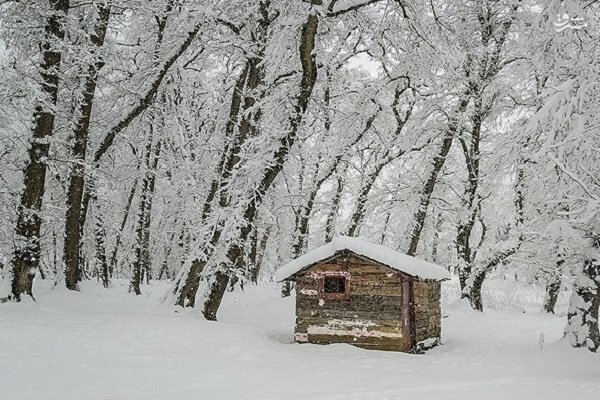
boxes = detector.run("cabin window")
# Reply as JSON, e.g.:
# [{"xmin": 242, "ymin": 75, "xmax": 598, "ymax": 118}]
[
  {"xmin": 320, "ymin": 274, "xmax": 349, "ymax": 300},
  {"xmin": 324, "ymin": 276, "xmax": 346, "ymax": 293}
]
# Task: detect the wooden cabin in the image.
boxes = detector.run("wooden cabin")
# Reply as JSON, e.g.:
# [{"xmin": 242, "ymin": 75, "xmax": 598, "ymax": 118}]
[{"xmin": 275, "ymin": 237, "xmax": 450, "ymax": 352}]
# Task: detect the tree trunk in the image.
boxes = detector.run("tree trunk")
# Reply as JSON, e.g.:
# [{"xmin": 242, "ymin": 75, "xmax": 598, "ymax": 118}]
[
  {"xmin": 171, "ymin": 64, "xmax": 250, "ymax": 306},
  {"xmin": 325, "ymin": 166, "xmax": 346, "ymax": 242},
  {"xmin": 93, "ymin": 204, "xmax": 109, "ymax": 288},
  {"xmin": 172, "ymin": 2, "xmax": 274, "ymax": 307},
  {"xmin": 199, "ymin": 63, "xmax": 250, "ymax": 221},
  {"xmin": 406, "ymin": 2, "xmax": 518, "ymax": 258},
  {"xmin": 250, "ymin": 227, "xmax": 270, "ymax": 283},
  {"xmin": 157, "ymin": 226, "xmax": 179, "ymax": 281},
  {"xmin": 130, "ymin": 128, "xmax": 162, "ymax": 295},
  {"xmin": 10, "ymin": 0, "xmax": 70, "ymax": 300},
  {"xmin": 456, "ymin": 92, "xmax": 484, "ymax": 291},
  {"xmin": 346, "ymin": 163, "xmax": 386, "ymax": 237},
  {"xmin": 406, "ymin": 94, "xmax": 470, "ymax": 256},
  {"xmin": 63, "ymin": 3, "xmax": 111, "ymax": 291},
  {"xmin": 157, "ymin": 257, "xmax": 169, "ymax": 281},
  {"xmin": 291, "ymin": 183, "xmax": 317, "ymax": 258},
  {"xmin": 430, "ymin": 213, "xmax": 443, "ymax": 264},
  {"xmin": 108, "ymin": 174, "xmax": 139, "ymax": 275},
  {"xmin": 140, "ymin": 138, "xmax": 162, "ymax": 284},
  {"xmin": 543, "ymin": 257, "xmax": 564, "ymax": 314},
  {"xmin": 52, "ymin": 227, "xmax": 58, "ymax": 275},
  {"xmin": 200, "ymin": 1, "xmax": 322, "ymax": 319},
  {"xmin": 77, "ymin": 18, "xmax": 203, "ymax": 272},
  {"xmin": 467, "ymin": 269, "xmax": 487, "ymax": 312},
  {"xmin": 564, "ymin": 255, "xmax": 600, "ymax": 352},
  {"xmin": 347, "ymin": 83, "xmax": 413, "ymax": 237},
  {"xmin": 281, "ymin": 281, "xmax": 293, "ymax": 297},
  {"xmin": 173, "ymin": 258, "xmax": 207, "ymax": 307},
  {"xmin": 299, "ymin": 103, "xmax": 379, "ymax": 244},
  {"xmin": 202, "ymin": 270, "xmax": 230, "ymax": 320},
  {"xmin": 199, "ymin": 2, "xmax": 271, "ymax": 223},
  {"xmin": 463, "ymin": 246, "xmax": 519, "ymax": 311},
  {"xmin": 379, "ymin": 212, "xmax": 391, "ymax": 245}
]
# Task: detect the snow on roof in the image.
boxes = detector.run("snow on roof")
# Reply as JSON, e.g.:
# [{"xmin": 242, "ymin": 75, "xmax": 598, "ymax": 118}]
[{"xmin": 274, "ymin": 236, "xmax": 451, "ymax": 282}]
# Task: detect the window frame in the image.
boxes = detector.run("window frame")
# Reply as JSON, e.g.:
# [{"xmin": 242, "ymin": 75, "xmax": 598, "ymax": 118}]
[{"xmin": 318, "ymin": 272, "xmax": 350, "ymax": 300}]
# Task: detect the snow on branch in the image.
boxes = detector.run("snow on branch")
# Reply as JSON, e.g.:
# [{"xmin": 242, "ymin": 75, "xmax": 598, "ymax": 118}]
[
  {"xmin": 553, "ymin": 13, "xmax": 588, "ymax": 32},
  {"xmin": 327, "ymin": 0, "xmax": 383, "ymax": 17}
]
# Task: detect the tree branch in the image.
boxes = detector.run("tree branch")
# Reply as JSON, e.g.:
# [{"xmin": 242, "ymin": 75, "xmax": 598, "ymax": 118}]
[
  {"xmin": 327, "ymin": 0, "xmax": 382, "ymax": 17},
  {"xmin": 216, "ymin": 18, "xmax": 241, "ymax": 35},
  {"xmin": 93, "ymin": 22, "xmax": 203, "ymax": 164}
]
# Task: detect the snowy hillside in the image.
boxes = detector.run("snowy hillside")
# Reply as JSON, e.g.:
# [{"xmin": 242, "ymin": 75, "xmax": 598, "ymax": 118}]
[{"xmin": 2, "ymin": 279, "xmax": 598, "ymax": 400}]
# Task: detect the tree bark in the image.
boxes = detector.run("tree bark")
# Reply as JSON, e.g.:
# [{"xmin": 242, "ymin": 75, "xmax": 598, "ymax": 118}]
[
  {"xmin": 171, "ymin": 62, "xmax": 254, "ymax": 306},
  {"xmin": 130, "ymin": 128, "xmax": 162, "ymax": 295},
  {"xmin": 325, "ymin": 166, "xmax": 346, "ymax": 242},
  {"xmin": 379, "ymin": 212, "xmax": 391, "ymax": 245},
  {"xmin": 346, "ymin": 162, "xmax": 386, "ymax": 237},
  {"xmin": 296, "ymin": 101, "xmax": 380, "ymax": 245},
  {"xmin": 543, "ymin": 257, "xmax": 564, "ymax": 314},
  {"xmin": 173, "ymin": 2, "xmax": 273, "ymax": 307},
  {"xmin": 108, "ymin": 174, "xmax": 139, "ymax": 275},
  {"xmin": 406, "ymin": 2, "xmax": 518, "ymax": 258},
  {"xmin": 93, "ymin": 203, "xmax": 109, "ymax": 288},
  {"xmin": 564, "ymin": 254, "xmax": 600, "ymax": 352},
  {"xmin": 78, "ymin": 18, "xmax": 203, "ymax": 266},
  {"xmin": 200, "ymin": 0, "xmax": 323, "ymax": 320},
  {"xmin": 464, "ymin": 245, "xmax": 519, "ymax": 311},
  {"xmin": 467, "ymin": 269, "xmax": 487, "ymax": 312},
  {"xmin": 406, "ymin": 94, "xmax": 470, "ymax": 256},
  {"xmin": 430, "ymin": 213, "xmax": 443, "ymax": 264},
  {"xmin": 284, "ymin": 63, "xmax": 380, "ymax": 295},
  {"xmin": 456, "ymin": 93, "xmax": 484, "ymax": 291},
  {"xmin": 249, "ymin": 227, "xmax": 270, "ymax": 283},
  {"xmin": 347, "ymin": 84, "xmax": 413, "ymax": 237},
  {"xmin": 199, "ymin": 63, "xmax": 250, "ymax": 221},
  {"xmin": 63, "ymin": 3, "xmax": 111, "ymax": 291},
  {"xmin": 10, "ymin": 0, "xmax": 70, "ymax": 300}
]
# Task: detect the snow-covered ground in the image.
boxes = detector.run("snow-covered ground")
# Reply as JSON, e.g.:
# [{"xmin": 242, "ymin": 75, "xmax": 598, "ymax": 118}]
[{"xmin": 1, "ymin": 278, "xmax": 598, "ymax": 400}]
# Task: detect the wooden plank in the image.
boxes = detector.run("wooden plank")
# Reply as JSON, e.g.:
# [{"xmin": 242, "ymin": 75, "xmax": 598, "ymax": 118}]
[
  {"xmin": 351, "ymin": 342, "xmax": 408, "ymax": 352},
  {"xmin": 306, "ymin": 264, "xmax": 393, "ymax": 276},
  {"xmin": 349, "ymin": 278, "xmax": 403, "ymax": 287},
  {"xmin": 296, "ymin": 308, "xmax": 402, "ymax": 321},
  {"xmin": 297, "ymin": 295, "xmax": 402, "ymax": 312},
  {"xmin": 301, "ymin": 332, "xmax": 408, "ymax": 351},
  {"xmin": 295, "ymin": 317, "xmax": 402, "ymax": 331},
  {"xmin": 348, "ymin": 264, "xmax": 396, "ymax": 275},
  {"xmin": 308, "ymin": 263, "xmax": 348, "ymax": 273},
  {"xmin": 349, "ymin": 285, "xmax": 402, "ymax": 297}
]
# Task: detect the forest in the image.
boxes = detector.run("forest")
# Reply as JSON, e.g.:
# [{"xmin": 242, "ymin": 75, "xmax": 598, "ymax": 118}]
[{"xmin": 0, "ymin": 1, "xmax": 599, "ymax": 397}]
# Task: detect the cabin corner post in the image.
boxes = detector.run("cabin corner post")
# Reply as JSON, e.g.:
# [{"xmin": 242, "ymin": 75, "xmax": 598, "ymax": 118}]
[{"xmin": 402, "ymin": 278, "xmax": 416, "ymax": 351}]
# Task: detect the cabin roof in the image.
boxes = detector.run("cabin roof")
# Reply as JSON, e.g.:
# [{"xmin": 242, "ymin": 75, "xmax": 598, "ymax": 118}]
[{"xmin": 274, "ymin": 236, "xmax": 451, "ymax": 282}]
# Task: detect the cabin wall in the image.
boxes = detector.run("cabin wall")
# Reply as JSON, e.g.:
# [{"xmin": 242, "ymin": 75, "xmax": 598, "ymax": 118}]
[
  {"xmin": 413, "ymin": 280, "xmax": 442, "ymax": 346},
  {"xmin": 294, "ymin": 254, "xmax": 409, "ymax": 351}
]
